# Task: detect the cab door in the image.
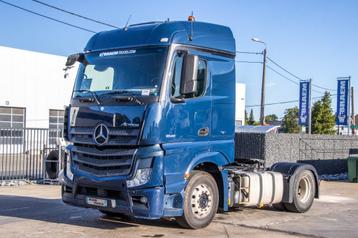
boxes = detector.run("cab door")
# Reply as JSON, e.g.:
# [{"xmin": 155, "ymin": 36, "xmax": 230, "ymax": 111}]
[{"xmin": 164, "ymin": 50, "xmax": 211, "ymax": 143}]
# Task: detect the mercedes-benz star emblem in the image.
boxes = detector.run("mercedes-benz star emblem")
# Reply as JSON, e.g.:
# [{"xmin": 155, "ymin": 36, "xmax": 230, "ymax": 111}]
[{"xmin": 93, "ymin": 124, "xmax": 109, "ymax": 145}]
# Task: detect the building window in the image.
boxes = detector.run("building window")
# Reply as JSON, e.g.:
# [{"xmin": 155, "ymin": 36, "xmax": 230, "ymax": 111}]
[
  {"xmin": 0, "ymin": 106, "xmax": 26, "ymax": 144},
  {"xmin": 49, "ymin": 109, "xmax": 64, "ymax": 145},
  {"xmin": 236, "ymin": 120, "xmax": 243, "ymax": 126}
]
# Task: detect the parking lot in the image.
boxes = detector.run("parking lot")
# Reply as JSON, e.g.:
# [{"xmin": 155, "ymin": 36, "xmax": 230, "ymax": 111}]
[{"xmin": 0, "ymin": 181, "xmax": 356, "ymax": 238}]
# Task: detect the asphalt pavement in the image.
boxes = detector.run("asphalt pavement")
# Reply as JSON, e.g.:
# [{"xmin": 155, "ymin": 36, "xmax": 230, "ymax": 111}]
[{"xmin": 0, "ymin": 181, "xmax": 357, "ymax": 238}]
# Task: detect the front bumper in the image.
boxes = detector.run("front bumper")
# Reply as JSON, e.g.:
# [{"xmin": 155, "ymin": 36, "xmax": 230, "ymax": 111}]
[{"xmin": 59, "ymin": 171, "xmax": 165, "ymax": 219}]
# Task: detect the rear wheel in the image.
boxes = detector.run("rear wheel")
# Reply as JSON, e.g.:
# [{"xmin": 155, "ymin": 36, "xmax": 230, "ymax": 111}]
[
  {"xmin": 272, "ymin": 203, "xmax": 287, "ymax": 211},
  {"xmin": 284, "ymin": 170, "xmax": 315, "ymax": 213},
  {"xmin": 176, "ymin": 171, "xmax": 219, "ymax": 229}
]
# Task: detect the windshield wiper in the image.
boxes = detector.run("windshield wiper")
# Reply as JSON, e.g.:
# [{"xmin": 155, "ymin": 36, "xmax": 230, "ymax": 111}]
[
  {"xmin": 103, "ymin": 91, "xmax": 143, "ymax": 105},
  {"xmin": 129, "ymin": 95, "xmax": 143, "ymax": 105},
  {"xmin": 101, "ymin": 90, "xmax": 131, "ymax": 95},
  {"xmin": 115, "ymin": 95, "xmax": 143, "ymax": 105},
  {"xmin": 74, "ymin": 90, "xmax": 101, "ymax": 105}
]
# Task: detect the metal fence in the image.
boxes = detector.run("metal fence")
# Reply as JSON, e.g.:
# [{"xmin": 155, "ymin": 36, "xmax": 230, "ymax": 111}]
[
  {"xmin": 298, "ymin": 136, "xmax": 358, "ymax": 161},
  {"xmin": 0, "ymin": 128, "xmax": 61, "ymax": 182},
  {"xmin": 297, "ymin": 136, "xmax": 358, "ymax": 174},
  {"xmin": 235, "ymin": 132, "xmax": 358, "ymax": 174}
]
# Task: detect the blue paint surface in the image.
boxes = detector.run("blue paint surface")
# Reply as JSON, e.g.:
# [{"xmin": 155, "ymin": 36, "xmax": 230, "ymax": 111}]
[{"xmin": 62, "ymin": 20, "xmax": 236, "ymax": 218}]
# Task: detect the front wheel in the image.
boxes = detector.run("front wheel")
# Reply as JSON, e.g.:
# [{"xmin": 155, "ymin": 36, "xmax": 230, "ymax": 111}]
[{"xmin": 176, "ymin": 171, "xmax": 219, "ymax": 229}]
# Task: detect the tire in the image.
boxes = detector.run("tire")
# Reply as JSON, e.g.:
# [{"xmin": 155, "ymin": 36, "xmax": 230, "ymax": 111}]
[
  {"xmin": 176, "ymin": 171, "xmax": 219, "ymax": 229},
  {"xmin": 272, "ymin": 203, "xmax": 287, "ymax": 211},
  {"xmin": 284, "ymin": 170, "xmax": 315, "ymax": 213},
  {"xmin": 45, "ymin": 150, "xmax": 59, "ymax": 179}
]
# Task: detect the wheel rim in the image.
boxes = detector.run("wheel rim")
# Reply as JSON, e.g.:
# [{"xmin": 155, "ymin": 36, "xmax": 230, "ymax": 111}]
[
  {"xmin": 297, "ymin": 175, "xmax": 311, "ymax": 203},
  {"xmin": 190, "ymin": 183, "xmax": 213, "ymax": 219}
]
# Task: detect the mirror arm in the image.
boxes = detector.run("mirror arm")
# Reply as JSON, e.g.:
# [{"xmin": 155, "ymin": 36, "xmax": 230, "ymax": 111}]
[{"xmin": 66, "ymin": 53, "xmax": 85, "ymax": 67}]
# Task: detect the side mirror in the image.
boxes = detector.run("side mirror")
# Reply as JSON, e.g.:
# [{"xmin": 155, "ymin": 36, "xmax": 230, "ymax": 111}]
[
  {"xmin": 180, "ymin": 54, "xmax": 199, "ymax": 95},
  {"xmin": 66, "ymin": 53, "xmax": 84, "ymax": 66}
]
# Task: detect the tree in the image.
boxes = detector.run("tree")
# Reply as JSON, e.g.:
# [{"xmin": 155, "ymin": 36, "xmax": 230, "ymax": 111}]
[
  {"xmin": 247, "ymin": 109, "xmax": 255, "ymax": 125},
  {"xmin": 311, "ymin": 91, "xmax": 336, "ymax": 134},
  {"xmin": 244, "ymin": 110, "xmax": 248, "ymax": 125},
  {"xmin": 282, "ymin": 106, "xmax": 300, "ymax": 133},
  {"xmin": 265, "ymin": 114, "xmax": 278, "ymax": 124}
]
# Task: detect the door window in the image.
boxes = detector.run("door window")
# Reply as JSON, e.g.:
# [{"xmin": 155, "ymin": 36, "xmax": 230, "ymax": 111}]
[{"xmin": 170, "ymin": 53, "xmax": 207, "ymax": 99}]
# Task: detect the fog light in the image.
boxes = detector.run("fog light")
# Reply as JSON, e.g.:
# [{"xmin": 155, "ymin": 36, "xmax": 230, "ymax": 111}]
[
  {"xmin": 140, "ymin": 196, "xmax": 148, "ymax": 204},
  {"xmin": 126, "ymin": 168, "xmax": 152, "ymax": 188}
]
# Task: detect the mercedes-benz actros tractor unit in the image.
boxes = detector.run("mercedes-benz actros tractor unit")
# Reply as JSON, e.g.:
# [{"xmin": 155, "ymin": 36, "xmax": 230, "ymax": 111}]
[{"xmin": 59, "ymin": 18, "xmax": 319, "ymax": 229}]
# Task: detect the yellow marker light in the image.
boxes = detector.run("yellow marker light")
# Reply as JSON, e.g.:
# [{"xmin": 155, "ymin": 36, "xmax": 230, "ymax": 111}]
[{"xmin": 188, "ymin": 15, "xmax": 195, "ymax": 22}]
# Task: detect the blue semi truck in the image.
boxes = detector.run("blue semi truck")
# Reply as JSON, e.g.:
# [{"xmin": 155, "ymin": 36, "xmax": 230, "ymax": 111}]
[{"xmin": 59, "ymin": 18, "xmax": 319, "ymax": 229}]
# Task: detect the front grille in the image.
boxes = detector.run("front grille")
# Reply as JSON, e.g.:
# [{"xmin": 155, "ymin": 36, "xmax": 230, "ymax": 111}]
[
  {"xmin": 70, "ymin": 127, "xmax": 139, "ymax": 146},
  {"xmin": 69, "ymin": 126, "xmax": 139, "ymax": 177},
  {"xmin": 72, "ymin": 145, "xmax": 135, "ymax": 177}
]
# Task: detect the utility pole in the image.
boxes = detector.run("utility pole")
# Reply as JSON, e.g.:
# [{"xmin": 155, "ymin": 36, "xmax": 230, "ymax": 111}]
[
  {"xmin": 308, "ymin": 78, "xmax": 312, "ymax": 134},
  {"xmin": 351, "ymin": 86, "xmax": 355, "ymax": 135},
  {"xmin": 251, "ymin": 37, "xmax": 267, "ymax": 126},
  {"xmin": 347, "ymin": 76, "xmax": 352, "ymax": 135},
  {"xmin": 260, "ymin": 48, "xmax": 267, "ymax": 125}
]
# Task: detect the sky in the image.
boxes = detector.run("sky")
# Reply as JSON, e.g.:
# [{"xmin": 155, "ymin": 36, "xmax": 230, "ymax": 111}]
[{"xmin": 1, "ymin": 0, "xmax": 357, "ymax": 119}]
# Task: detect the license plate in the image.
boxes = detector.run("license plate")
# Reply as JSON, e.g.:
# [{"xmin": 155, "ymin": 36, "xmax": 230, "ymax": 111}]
[{"xmin": 86, "ymin": 197, "xmax": 108, "ymax": 207}]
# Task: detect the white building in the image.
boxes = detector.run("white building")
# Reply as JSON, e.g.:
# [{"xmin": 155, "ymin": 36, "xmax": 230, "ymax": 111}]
[
  {"xmin": 0, "ymin": 46, "xmax": 76, "ymax": 131},
  {"xmin": 235, "ymin": 83, "xmax": 246, "ymax": 126}
]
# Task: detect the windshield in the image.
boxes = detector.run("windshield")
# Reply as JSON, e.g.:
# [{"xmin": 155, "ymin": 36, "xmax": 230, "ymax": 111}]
[{"xmin": 73, "ymin": 47, "xmax": 168, "ymax": 97}]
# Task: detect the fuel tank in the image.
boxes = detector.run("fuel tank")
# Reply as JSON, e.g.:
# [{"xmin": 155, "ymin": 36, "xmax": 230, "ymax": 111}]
[{"xmin": 229, "ymin": 171, "xmax": 284, "ymax": 206}]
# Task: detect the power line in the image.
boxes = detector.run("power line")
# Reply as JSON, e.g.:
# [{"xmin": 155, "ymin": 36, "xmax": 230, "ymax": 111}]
[
  {"xmin": 246, "ymin": 99, "xmax": 298, "ymax": 108},
  {"xmin": 267, "ymin": 56, "xmax": 336, "ymax": 91},
  {"xmin": 266, "ymin": 56, "xmax": 303, "ymax": 81},
  {"xmin": 236, "ymin": 52, "xmax": 336, "ymax": 92},
  {"xmin": 246, "ymin": 94, "xmax": 337, "ymax": 108},
  {"xmin": 32, "ymin": 0, "xmax": 119, "ymax": 29},
  {"xmin": 0, "ymin": 0, "xmax": 96, "ymax": 33},
  {"xmin": 235, "ymin": 58, "xmax": 327, "ymax": 94},
  {"xmin": 266, "ymin": 64, "xmax": 326, "ymax": 94},
  {"xmin": 235, "ymin": 60, "xmax": 262, "ymax": 64},
  {"xmin": 236, "ymin": 51, "xmax": 262, "ymax": 55},
  {"xmin": 311, "ymin": 83, "xmax": 336, "ymax": 91},
  {"xmin": 266, "ymin": 65, "xmax": 299, "ymax": 86}
]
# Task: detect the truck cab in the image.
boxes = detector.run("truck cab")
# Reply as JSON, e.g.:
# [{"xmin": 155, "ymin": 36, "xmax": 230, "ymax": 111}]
[{"xmin": 60, "ymin": 19, "xmax": 318, "ymax": 229}]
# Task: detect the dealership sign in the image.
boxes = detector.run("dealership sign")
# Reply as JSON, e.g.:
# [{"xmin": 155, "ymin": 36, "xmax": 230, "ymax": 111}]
[
  {"xmin": 299, "ymin": 80, "xmax": 311, "ymax": 125},
  {"xmin": 336, "ymin": 78, "xmax": 350, "ymax": 125}
]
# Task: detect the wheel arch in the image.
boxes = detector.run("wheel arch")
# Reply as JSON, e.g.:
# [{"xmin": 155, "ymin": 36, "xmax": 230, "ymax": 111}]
[
  {"xmin": 185, "ymin": 152, "xmax": 230, "ymax": 211},
  {"xmin": 271, "ymin": 162, "xmax": 320, "ymax": 203}
]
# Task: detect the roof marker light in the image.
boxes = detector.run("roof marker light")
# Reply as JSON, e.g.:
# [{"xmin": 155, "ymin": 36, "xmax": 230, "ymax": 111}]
[{"xmin": 188, "ymin": 15, "xmax": 195, "ymax": 22}]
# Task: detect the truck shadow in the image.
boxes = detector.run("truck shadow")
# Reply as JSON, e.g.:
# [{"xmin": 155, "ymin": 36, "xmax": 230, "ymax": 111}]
[{"xmin": 0, "ymin": 195, "xmax": 178, "ymax": 230}]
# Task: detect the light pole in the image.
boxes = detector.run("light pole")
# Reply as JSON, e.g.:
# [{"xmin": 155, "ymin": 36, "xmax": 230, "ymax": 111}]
[{"xmin": 252, "ymin": 37, "xmax": 267, "ymax": 125}]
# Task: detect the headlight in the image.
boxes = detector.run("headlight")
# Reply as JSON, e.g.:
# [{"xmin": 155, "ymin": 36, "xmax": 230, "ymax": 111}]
[
  {"xmin": 126, "ymin": 168, "xmax": 152, "ymax": 188},
  {"xmin": 65, "ymin": 152, "xmax": 74, "ymax": 181}
]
